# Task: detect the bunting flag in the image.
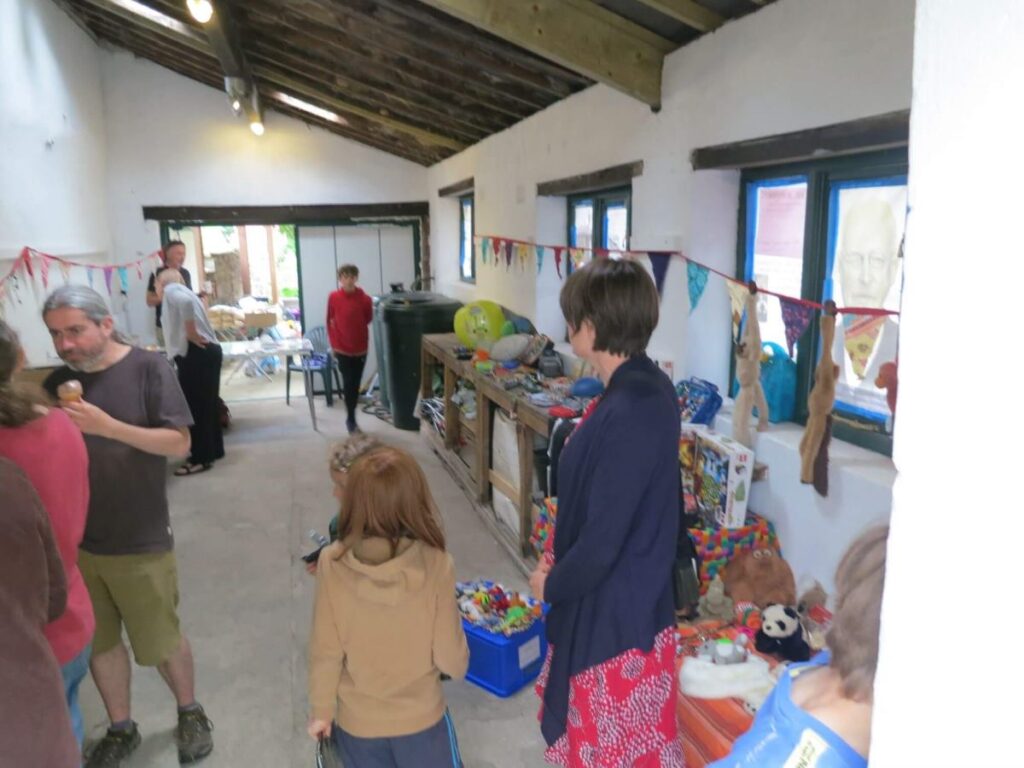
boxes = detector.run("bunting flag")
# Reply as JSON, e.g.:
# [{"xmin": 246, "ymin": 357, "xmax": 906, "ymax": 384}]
[
  {"xmin": 648, "ymin": 252, "xmax": 672, "ymax": 298},
  {"xmin": 135, "ymin": 262, "xmax": 144, "ymax": 280},
  {"xmin": 726, "ymin": 281, "xmax": 750, "ymax": 341},
  {"xmin": 594, "ymin": 248, "xmax": 609, "ymax": 260},
  {"xmin": 536, "ymin": 245, "xmax": 545, "ymax": 274},
  {"xmin": 480, "ymin": 237, "xmax": 490, "ymax": 265},
  {"xmin": 779, "ymin": 297, "xmax": 817, "ymax": 357},
  {"xmin": 86, "ymin": 267, "xmax": 96, "ymax": 290},
  {"xmin": 571, "ymin": 248, "xmax": 588, "ymax": 270},
  {"xmin": 687, "ymin": 261, "xmax": 709, "ymax": 314},
  {"xmin": 102, "ymin": 266, "xmax": 114, "ymax": 295},
  {"xmin": 39, "ymin": 254, "xmax": 51, "ymax": 290},
  {"xmin": 554, "ymin": 247, "xmax": 564, "ymax": 278},
  {"xmin": 117, "ymin": 267, "xmax": 129, "ymax": 293},
  {"xmin": 504, "ymin": 240, "xmax": 513, "ymax": 270},
  {"xmin": 842, "ymin": 314, "xmax": 887, "ymax": 378},
  {"xmin": 59, "ymin": 261, "xmax": 72, "ymax": 284},
  {"xmin": 21, "ymin": 248, "xmax": 34, "ymax": 278}
]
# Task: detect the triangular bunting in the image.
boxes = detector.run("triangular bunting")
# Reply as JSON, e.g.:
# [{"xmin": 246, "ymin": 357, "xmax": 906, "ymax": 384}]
[
  {"xmin": 39, "ymin": 254, "xmax": 51, "ymax": 290},
  {"xmin": 779, "ymin": 297, "xmax": 816, "ymax": 357},
  {"xmin": 648, "ymin": 252, "xmax": 671, "ymax": 298},
  {"xmin": 554, "ymin": 247, "xmax": 564, "ymax": 278},
  {"xmin": 86, "ymin": 267, "xmax": 95, "ymax": 290},
  {"xmin": 21, "ymin": 248, "xmax": 34, "ymax": 278},
  {"xmin": 59, "ymin": 261, "xmax": 72, "ymax": 284},
  {"xmin": 117, "ymin": 267, "xmax": 129, "ymax": 293},
  {"xmin": 594, "ymin": 248, "xmax": 609, "ymax": 260},
  {"xmin": 504, "ymin": 240, "xmax": 513, "ymax": 270},
  {"xmin": 136, "ymin": 261, "xmax": 144, "ymax": 280},
  {"xmin": 536, "ymin": 245, "xmax": 545, "ymax": 274},
  {"xmin": 726, "ymin": 281, "xmax": 750, "ymax": 341},
  {"xmin": 480, "ymin": 237, "xmax": 490, "ymax": 265},
  {"xmin": 103, "ymin": 266, "xmax": 114, "ymax": 295},
  {"xmin": 687, "ymin": 261, "xmax": 709, "ymax": 314},
  {"xmin": 842, "ymin": 314, "xmax": 887, "ymax": 379}
]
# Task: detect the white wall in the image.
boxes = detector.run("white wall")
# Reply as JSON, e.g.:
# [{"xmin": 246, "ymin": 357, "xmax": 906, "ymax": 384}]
[
  {"xmin": 0, "ymin": 0, "xmax": 112, "ymax": 364},
  {"xmin": 872, "ymin": 1, "xmax": 1024, "ymax": 764},
  {"xmin": 100, "ymin": 50, "xmax": 429, "ymax": 344},
  {"xmin": 427, "ymin": 0, "xmax": 914, "ymax": 587}
]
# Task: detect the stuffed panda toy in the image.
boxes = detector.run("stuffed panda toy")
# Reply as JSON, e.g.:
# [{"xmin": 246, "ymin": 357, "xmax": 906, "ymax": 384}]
[{"xmin": 755, "ymin": 604, "xmax": 811, "ymax": 662}]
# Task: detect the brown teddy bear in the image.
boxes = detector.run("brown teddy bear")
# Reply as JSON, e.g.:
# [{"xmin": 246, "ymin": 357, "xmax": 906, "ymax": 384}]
[
  {"xmin": 733, "ymin": 289, "xmax": 770, "ymax": 449},
  {"xmin": 722, "ymin": 546, "xmax": 796, "ymax": 608}
]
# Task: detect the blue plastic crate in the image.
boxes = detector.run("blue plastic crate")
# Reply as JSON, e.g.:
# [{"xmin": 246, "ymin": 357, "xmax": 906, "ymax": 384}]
[{"xmin": 462, "ymin": 616, "xmax": 547, "ymax": 698}]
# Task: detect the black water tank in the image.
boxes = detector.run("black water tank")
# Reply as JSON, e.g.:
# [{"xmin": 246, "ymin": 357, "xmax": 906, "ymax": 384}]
[{"xmin": 381, "ymin": 292, "xmax": 462, "ymax": 430}]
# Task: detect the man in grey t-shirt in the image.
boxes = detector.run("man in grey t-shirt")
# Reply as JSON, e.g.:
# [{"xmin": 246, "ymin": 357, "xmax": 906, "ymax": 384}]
[{"xmin": 42, "ymin": 285, "xmax": 214, "ymax": 766}]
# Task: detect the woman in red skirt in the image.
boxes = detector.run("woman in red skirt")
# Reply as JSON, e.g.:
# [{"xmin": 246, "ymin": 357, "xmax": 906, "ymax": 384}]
[{"xmin": 531, "ymin": 259, "xmax": 683, "ymax": 767}]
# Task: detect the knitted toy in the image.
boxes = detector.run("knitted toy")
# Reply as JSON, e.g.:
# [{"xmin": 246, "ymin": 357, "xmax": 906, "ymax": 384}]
[
  {"xmin": 722, "ymin": 546, "xmax": 796, "ymax": 608},
  {"xmin": 875, "ymin": 360, "xmax": 898, "ymax": 416},
  {"xmin": 800, "ymin": 303, "xmax": 838, "ymax": 489},
  {"xmin": 733, "ymin": 289, "xmax": 769, "ymax": 448},
  {"xmin": 698, "ymin": 574, "xmax": 735, "ymax": 622}
]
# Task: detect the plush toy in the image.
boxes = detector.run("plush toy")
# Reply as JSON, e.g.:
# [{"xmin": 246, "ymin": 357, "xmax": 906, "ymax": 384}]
[
  {"xmin": 722, "ymin": 546, "xmax": 796, "ymax": 608},
  {"xmin": 797, "ymin": 581, "xmax": 828, "ymax": 619},
  {"xmin": 875, "ymin": 360, "xmax": 898, "ymax": 417},
  {"xmin": 800, "ymin": 303, "xmax": 838, "ymax": 490},
  {"xmin": 698, "ymin": 574, "xmax": 735, "ymax": 622},
  {"xmin": 697, "ymin": 635, "xmax": 750, "ymax": 665},
  {"xmin": 733, "ymin": 289, "xmax": 770, "ymax": 448},
  {"xmin": 755, "ymin": 604, "xmax": 811, "ymax": 662}
]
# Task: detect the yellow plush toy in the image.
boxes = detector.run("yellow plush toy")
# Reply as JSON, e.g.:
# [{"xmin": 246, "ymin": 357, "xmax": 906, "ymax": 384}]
[
  {"xmin": 733, "ymin": 288, "xmax": 769, "ymax": 449},
  {"xmin": 799, "ymin": 303, "xmax": 838, "ymax": 488}
]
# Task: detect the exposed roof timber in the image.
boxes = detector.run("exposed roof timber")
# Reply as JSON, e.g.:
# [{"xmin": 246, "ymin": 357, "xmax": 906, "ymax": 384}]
[
  {"xmin": 415, "ymin": 0, "xmax": 672, "ymax": 107},
  {"xmin": 632, "ymin": 0, "xmax": 724, "ymax": 33},
  {"xmin": 205, "ymin": 0, "xmax": 261, "ymax": 124},
  {"xmin": 438, "ymin": 177, "xmax": 475, "ymax": 197},
  {"xmin": 143, "ymin": 203, "xmax": 431, "ymax": 224},
  {"xmin": 242, "ymin": 1, "xmax": 551, "ymax": 117},
  {"xmin": 75, "ymin": 0, "xmax": 465, "ymax": 152},
  {"xmin": 537, "ymin": 161, "xmax": 644, "ymax": 196},
  {"xmin": 78, "ymin": 12, "xmax": 439, "ymax": 163}
]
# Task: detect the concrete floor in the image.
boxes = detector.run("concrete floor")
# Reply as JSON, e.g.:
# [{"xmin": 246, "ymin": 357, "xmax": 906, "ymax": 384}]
[{"xmin": 80, "ymin": 396, "xmax": 549, "ymax": 767}]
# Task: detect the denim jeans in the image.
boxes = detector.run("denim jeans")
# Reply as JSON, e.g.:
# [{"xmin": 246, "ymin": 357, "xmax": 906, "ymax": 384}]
[
  {"xmin": 61, "ymin": 644, "xmax": 92, "ymax": 754},
  {"xmin": 332, "ymin": 711, "xmax": 463, "ymax": 768}
]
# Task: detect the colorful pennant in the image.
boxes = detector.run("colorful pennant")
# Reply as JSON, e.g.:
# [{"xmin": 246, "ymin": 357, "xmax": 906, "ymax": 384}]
[
  {"xmin": 102, "ymin": 266, "xmax": 114, "ymax": 295},
  {"xmin": 779, "ymin": 297, "xmax": 816, "ymax": 357},
  {"xmin": 536, "ymin": 245, "xmax": 545, "ymax": 274},
  {"xmin": 842, "ymin": 314, "xmax": 887, "ymax": 379},
  {"xmin": 687, "ymin": 261, "xmax": 709, "ymax": 314},
  {"xmin": 648, "ymin": 252, "xmax": 672, "ymax": 298}
]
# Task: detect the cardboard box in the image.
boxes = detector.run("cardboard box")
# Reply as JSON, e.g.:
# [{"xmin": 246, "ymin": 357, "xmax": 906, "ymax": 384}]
[
  {"xmin": 694, "ymin": 432, "xmax": 754, "ymax": 529},
  {"xmin": 680, "ymin": 424, "xmax": 710, "ymax": 516},
  {"xmin": 244, "ymin": 310, "xmax": 278, "ymax": 329}
]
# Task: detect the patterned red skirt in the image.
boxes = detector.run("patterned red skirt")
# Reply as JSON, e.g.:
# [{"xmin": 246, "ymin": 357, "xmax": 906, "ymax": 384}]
[{"xmin": 536, "ymin": 627, "xmax": 683, "ymax": 767}]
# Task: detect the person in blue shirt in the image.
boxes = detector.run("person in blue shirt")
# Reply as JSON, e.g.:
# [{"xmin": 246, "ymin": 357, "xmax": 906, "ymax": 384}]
[{"xmin": 710, "ymin": 525, "xmax": 888, "ymax": 768}]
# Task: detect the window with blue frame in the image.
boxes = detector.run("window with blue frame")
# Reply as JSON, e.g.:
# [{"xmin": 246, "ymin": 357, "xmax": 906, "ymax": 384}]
[
  {"xmin": 568, "ymin": 188, "xmax": 631, "ymax": 254},
  {"xmin": 737, "ymin": 150, "xmax": 907, "ymax": 455},
  {"xmin": 459, "ymin": 196, "xmax": 474, "ymax": 283}
]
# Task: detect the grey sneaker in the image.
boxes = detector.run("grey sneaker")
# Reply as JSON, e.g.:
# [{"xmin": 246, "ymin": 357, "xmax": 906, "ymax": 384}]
[
  {"xmin": 176, "ymin": 706, "xmax": 214, "ymax": 764},
  {"xmin": 85, "ymin": 723, "xmax": 141, "ymax": 768}
]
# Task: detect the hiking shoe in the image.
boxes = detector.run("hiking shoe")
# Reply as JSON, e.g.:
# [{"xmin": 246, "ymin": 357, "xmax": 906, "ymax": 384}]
[
  {"xmin": 176, "ymin": 706, "xmax": 214, "ymax": 764},
  {"xmin": 85, "ymin": 723, "xmax": 141, "ymax": 768}
]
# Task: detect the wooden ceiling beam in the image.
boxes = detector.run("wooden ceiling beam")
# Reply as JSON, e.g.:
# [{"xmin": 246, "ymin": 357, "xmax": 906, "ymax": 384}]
[
  {"xmin": 70, "ymin": 0, "xmax": 464, "ymax": 152},
  {"xmin": 243, "ymin": 35, "xmax": 497, "ymax": 141},
  {"xmin": 247, "ymin": 1, "xmax": 549, "ymax": 115},
  {"xmin": 414, "ymin": 0, "xmax": 671, "ymax": 107},
  {"xmin": 632, "ymin": 0, "xmax": 725, "ymax": 33},
  {"xmin": 241, "ymin": 2, "xmax": 538, "ymax": 121}
]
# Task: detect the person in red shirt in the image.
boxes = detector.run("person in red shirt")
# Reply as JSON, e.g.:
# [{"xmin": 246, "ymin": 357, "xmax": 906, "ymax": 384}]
[
  {"xmin": 0, "ymin": 319, "xmax": 94, "ymax": 757},
  {"xmin": 326, "ymin": 264, "xmax": 373, "ymax": 434}
]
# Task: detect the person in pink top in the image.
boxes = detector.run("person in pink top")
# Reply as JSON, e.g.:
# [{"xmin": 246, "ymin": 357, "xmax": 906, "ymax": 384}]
[{"xmin": 0, "ymin": 319, "xmax": 94, "ymax": 755}]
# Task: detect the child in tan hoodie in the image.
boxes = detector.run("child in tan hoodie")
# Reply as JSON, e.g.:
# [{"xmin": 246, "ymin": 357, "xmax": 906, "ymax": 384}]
[{"xmin": 307, "ymin": 445, "xmax": 469, "ymax": 767}]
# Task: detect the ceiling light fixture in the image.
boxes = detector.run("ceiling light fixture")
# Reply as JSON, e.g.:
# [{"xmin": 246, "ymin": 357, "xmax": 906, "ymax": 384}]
[
  {"xmin": 186, "ymin": 0, "xmax": 214, "ymax": 24},
  {"xmin": 250, "ymin": 120, "xmax": 265, "ymax": 137},
  {"xmin": 269, "ymin": 91, "xmax": 349, "ymax": 126}
]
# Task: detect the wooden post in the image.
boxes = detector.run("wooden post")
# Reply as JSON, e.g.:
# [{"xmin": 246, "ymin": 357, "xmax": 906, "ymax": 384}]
[
  {"xmin": 476, "ymin": 387, "xmax": 491, "ymax": 503},
  {"xmin": 517, "ymin": 420, "xmax": 534, "ymax": 557},
  {"xmin": 443, "ymin": 365, "xmax": 459, "ymax": 450},
  {"xmin": 266, "ymin": 225, "xmax": 279, "ymax": 304},
  {"xmin": 420, "ymin": 215, "xmax": 431, "ymax": 290},
  {"xmin": 238, "ymin": 225, "xmax": 252, "ymax": 296}
]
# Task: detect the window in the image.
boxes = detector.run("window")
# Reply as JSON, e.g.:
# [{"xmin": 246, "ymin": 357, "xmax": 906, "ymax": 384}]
[
  {"xmin": 737, "ymin": 149, "xmax": 907, "ymax": 455},
  {"xmin": 568, "ymin": 188, "xmax": 631, "ymax": 252},
  {"xmin": 459, "ymin": 196, "xmax": 475, "ymax": 283}
]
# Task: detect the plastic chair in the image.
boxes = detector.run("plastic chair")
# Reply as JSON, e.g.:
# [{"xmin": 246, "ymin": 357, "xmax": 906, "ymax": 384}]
[{"xmin": 286, "ymin": 326, "xmax": 342, "ymax": 406}]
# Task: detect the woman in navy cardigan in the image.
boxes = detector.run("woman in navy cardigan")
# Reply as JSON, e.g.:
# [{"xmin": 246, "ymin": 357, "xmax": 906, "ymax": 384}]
[{"xmin": 531, "ymin": 259, "xmax": 683, "ymax": 767}]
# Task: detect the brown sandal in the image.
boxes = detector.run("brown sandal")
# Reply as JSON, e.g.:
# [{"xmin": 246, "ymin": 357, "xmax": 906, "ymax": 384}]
[{"xmin": 174, "ymin": 463, "xmax": 212, "ymax": 477}]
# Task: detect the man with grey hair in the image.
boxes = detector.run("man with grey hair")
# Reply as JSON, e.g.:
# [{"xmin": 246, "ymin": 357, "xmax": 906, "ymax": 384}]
[
  {"xmin": 41, "ymin": 285, "xmax": 214, "ymax": 767},
  {"xmin": 157, "ymin": 269, "xmax": 224, "ymax": 475}
]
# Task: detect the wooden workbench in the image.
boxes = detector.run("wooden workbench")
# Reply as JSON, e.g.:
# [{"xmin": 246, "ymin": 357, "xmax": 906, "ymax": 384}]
[{"xmin": 421, "ymin": 333, "xmax": 551, "ymax": 573}]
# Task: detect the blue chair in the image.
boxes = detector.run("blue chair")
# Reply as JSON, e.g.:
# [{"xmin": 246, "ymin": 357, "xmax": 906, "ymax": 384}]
[{"xmin": 286, "ymin": 326, "xmax": 342, "ymax": 406}]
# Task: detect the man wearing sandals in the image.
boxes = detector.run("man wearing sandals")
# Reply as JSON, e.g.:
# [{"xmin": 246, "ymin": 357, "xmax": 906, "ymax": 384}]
[
  {"xmin": 42, "ymin": 285, "xmax": 215, "ymax": 767},
  {"xmin": 157, "ymin": 268, "xmax": 224, "ymax": 477}
]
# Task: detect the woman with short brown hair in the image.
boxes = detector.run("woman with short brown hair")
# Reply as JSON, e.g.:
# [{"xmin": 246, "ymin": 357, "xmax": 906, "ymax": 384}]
[{"xmin": 531, "ymin": 258, "xmax": 683, "ymax": 766}]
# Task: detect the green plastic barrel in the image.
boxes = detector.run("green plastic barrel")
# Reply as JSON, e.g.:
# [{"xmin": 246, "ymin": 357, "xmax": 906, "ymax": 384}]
[{"xmin": 381, "ymin": 292, "xmax": 462, "ymax": 430}]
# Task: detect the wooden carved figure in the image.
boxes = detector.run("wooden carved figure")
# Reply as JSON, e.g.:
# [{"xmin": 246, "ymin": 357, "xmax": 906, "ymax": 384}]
[
  {"xmin": 799, "ymin": 303, "xmax": 838, "ymax": 485},
  {"xmin": 733, "ymin": 288, "xmax": 770, "ymax": 448}
]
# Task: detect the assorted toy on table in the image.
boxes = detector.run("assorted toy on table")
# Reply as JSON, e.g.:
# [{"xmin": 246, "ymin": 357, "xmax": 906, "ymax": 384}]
[
  {"xmin": 721, "ymin": 545, "xmax": 797, "ymax": 609},
  {"xmin": 697, "ymin": 574, "xmax": 735, "ymax": 622},
  {"xmin": 732, "ymin": 288, "xmax": 770, "ymax": 449},
  {"xmin": 529, "ymin": 498, "xmax": 557, "ymax": 559},
  {"xmin": 456, "ymin": 580, "xmax": 544, "ymax": 636},
  {"xmin": 754, "ymin": 604, "xmax": 811, "ymax": 662}
]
